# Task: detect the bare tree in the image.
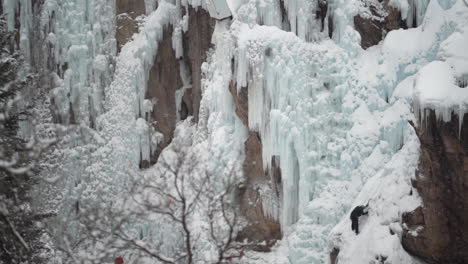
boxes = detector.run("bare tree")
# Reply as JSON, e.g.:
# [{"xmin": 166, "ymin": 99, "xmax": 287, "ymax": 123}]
[{"xmin": 57, "ymin": 133, "xmax": 256, "ymax": 264}]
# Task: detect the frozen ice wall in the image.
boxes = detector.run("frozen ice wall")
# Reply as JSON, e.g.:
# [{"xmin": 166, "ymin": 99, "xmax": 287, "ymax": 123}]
[
  {"xmin": 1, "ymin": 0, "xmax": 34, "ymax": 61},
  {"xmin": 3, "ymin": 0, "xmax": 115, "ymax": 127},
  {"xmin": 216, "ymin": 0, "xmax": 467, "ymax": 263},
  {"xmin": 235, "ymin": 23, "xmax": 352, "ymax": 229},
  {"xmin": 87, "ymin": 1, "xmax": 178, "ymax": 198},
  {"xmin": 40, "ymin": 0, "xmax": 117, "ymax": 126}
]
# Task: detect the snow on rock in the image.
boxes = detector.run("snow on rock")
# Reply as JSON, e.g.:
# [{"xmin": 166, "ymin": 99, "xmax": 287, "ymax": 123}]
[
  {"xmin": 85, "ymin": 1, "xmax": 178, "ymax": 200},
  {"xmin": 438, "ymin": 27, "xmax": 468, "ymax": 78},
  {"xmin": 231, "ymin": 0, "xmax": 468, "ymax": 263},
  {"xmin": 391, "ymin": 75, "xmax": 415, "ymax": 103},
  {"xmin": 413, "ymin": 61, "xmax": 468, "ymax": 129}
]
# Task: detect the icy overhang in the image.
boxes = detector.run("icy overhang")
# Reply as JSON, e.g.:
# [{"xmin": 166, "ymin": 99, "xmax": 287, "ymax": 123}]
[
  {"xmin": 206, "ymin": 0, "xmax": 232, "ymax": 20},
  {"xmin": 413, "ymin": 61, "xmax": 468, "ymax": 130}
]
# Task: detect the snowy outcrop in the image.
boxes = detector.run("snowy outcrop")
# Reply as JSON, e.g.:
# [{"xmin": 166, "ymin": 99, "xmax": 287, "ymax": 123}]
[
  {"xmin": 413, "ymin": 61, "xmax": 468, "ymax": 129},
  {"xmin": 354, "ymin": 0, "xmax": 406, "ymax": 49},
  {"xmin": 402, "ymin": 4, "xmax": 468, "ymax": 263}
]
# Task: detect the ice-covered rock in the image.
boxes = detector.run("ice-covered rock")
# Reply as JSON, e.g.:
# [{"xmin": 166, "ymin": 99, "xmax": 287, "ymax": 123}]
[{"xmin": 413, "ymin": 61, "xmax": 468, "ymax": 129}]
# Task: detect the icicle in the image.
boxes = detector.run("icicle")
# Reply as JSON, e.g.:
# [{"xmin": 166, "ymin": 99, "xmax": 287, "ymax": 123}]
[
  {"xmin": 1, "ymin": 0, "xmax": 19, "ymax": 31},
  {"xmin": 37, "ymin": 0, "xmax": 117, "ymax": 125},
  {"xmin": 172, "ymin": 23, "xmax": 184, "ymax": 58},
  {"xmin": 406, "ymin": 0, "xmax": 430, "ymax": 28},
  {"xmin": 145, "ymin": 0, "xmax": 158, "ymax": 14}
]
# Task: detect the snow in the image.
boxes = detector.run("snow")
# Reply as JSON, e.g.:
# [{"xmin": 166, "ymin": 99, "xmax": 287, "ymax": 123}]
[
  {"xmin": 330, "ymin": 125, "xmax": 421, "ymax": 264},
  {"xmin": 413, "ymin": 61, "xmax": 468, "ymax": 129},
  {"xmin": 439, "ymin": 27, "xmax": 468, "ymax": 77},
  {"xmin": 206, "ymin": 0, "xmax": 232, "ymax": 20},
  {"xmin": 88, "ymin": 1, "xmax": 178, "ymax": 197}
]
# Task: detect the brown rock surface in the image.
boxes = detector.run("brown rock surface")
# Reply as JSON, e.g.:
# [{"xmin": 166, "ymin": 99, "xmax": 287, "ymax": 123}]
[
  {"xmin": 145, "ymin": 26, "xmax": 182, "ymax": 164},
  {"xmin": 402, "ymin": 112, "xmax": 468, "ymax": 263},
  {"xmin": 142, "ymin": 6, "xmax": 214, "ymax": 165},
  {"xmin": 181, "ymin": 7, "xmax": 214, "ymax": 122},
  {"xmin": 116, "ymin": 0, "xmax": 145, "ymax": 52},
  {"xmin": 330, "ymin": 247, "xmax": 340, "ymax": 264},
  {"xmin": 353, "ymin": 0, "xmax": 406, "ymax": 49},
  {"xmin": 228, "ymin": 81, "xmax": 248, "ymax": 126},
  {"xmin": 236, "ymin": 132, "xmax": 282, "ymax": 249},
  {"xmin": 228, "ymin": 66, "xmax": 282, "ymax": 248}
]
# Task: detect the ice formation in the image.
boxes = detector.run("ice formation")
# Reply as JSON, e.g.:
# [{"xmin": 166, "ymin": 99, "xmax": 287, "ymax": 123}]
[
  {"xmin": 229, "ymin": 0, "xmax": 467, "ymax": 263},
  {"xmin": 7, "ymin": 0, "xmax": 468, "ymax": 263},
  {"xmin": 413, "ymin": 61, "xmax": 468, "ymax": 128},
  {"xmin": 40, "ymin": 0, "xmax": 116, "ymax": 126}
]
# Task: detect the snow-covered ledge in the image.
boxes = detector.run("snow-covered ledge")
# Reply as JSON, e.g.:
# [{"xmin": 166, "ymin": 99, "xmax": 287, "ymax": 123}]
[{"xmin": 413, "ymin": 61, "xmax": 468, "ymax": 134}]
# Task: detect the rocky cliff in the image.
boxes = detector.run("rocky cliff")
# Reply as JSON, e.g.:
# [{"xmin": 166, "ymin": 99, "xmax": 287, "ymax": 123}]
[
  {"xmin": 143, "ymin": 7, "xmax": 214, "ymax": 165},
  {"xmin": 403, "ymin": 113, "xmax": 468, "ymax": 264},
  {"xmin": 145, "ymin": 25, "xmax": 182, "ymax": 166},
  {"xmin": 229, "ymin": 79, "xmax": 283, "ymax": 247},
  {"xmin": 181, "ymin": 7, "xmax": 214, "ymax": 122}
]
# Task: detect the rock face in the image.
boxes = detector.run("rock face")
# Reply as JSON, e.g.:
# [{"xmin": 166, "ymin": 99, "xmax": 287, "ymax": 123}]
[
  {"xmin": 142, "ymin": 4, "xmax": 280, "ymax": 247},
  {"xmin": 145, "ymin": 26, "xmax": 182, "ymax": 164},
  {"xmin": 144, "ymin": 7, "xmax": 214, "ymax": 164},
  {"xmin": 353, "ymin": 0, "xmax": 406, "ymax": 49},
  {"xmin": 229, "ymin": 80, "xmax": 282, "ymax": 247},
  {"xmin": 181, "ymin": 7, "xmax": 214, "ymax": 122},
  {"xmin": 330, "ymin": 247, "xmax": 340, "ymax": 264},
  {"xmin": 116, "ymin": 0, "xmax": 146, "ymax": 52},
  {"xmin": 402, "ymin": 112, "xmax": 468, "ymax": 263},
  {"xmin": 228, "ymin": 81, "xmax": 248, "ymax": 126},
  {"xmin": 236, "ymin": 132, "xmax": 282, "ymax": 250}
]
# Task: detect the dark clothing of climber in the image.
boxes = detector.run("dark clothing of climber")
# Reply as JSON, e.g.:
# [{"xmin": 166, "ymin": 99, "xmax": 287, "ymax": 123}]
[
  {"xmin": 317, "ymin": 0, "xmax": 328, "ymax": 32},
  {"xmin": 350, "ymin": 205, "xmax": 368, "ymax": 234}
]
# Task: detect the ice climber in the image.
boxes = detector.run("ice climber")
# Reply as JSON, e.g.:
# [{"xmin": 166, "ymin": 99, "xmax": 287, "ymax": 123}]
[
  {"xmin": 114, "ymin": 257, "xmax": 124, "ymax": 264},
  {"xmin": 317, "ymin": 0, "xmax": 328, "ymax": 32},
  {"xmin": 350, "ymin": 204, "xmax": 368, "ymax": 234}
]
